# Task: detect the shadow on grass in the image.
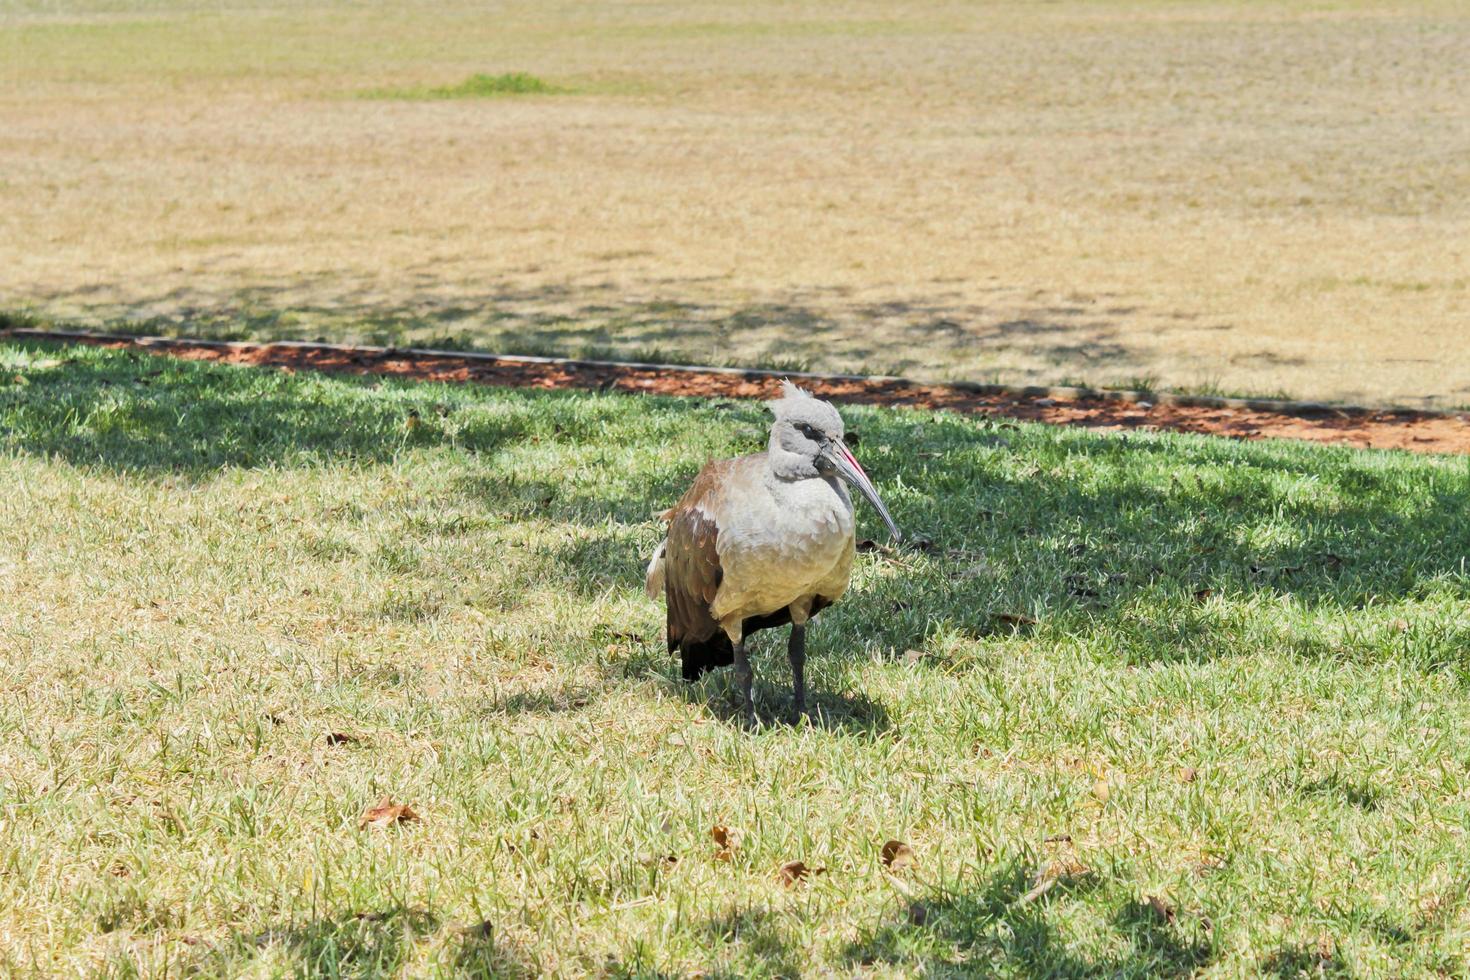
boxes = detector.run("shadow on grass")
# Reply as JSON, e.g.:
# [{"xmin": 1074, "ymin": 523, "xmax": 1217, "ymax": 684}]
[
  {"xmin": 453, "ymin": 920, "xmax": 540, "ymax": 978},
  {"xmin": 1298, "ymin": 771, "xmax": 1384, "ymax": 811},
  {"xmin": 0, "ymin": 344, "xmax": 525, "ymax": 473},
  {"xmin": 844, "ymin": 860, "xmax": 1214, "ymax": 978},
  {"xmin": 192, "ymin": 906, "xmax": 439, "ymax": 975},
  {"xmin": 187, "ymin": 907, "xmax": 538, "ymax": 977},
  {"xmin": 483, "ymin": 683, "xmax": 606, "ymax": 716},
  {"xmin": 671, "ymin": 859, "xmax": 1215, "ymax": 977},
  {"xmin": 680, "ymin": 670, "xmax": 894, "ymax": 736},
  {"xmin": 1258, "ymin": 942, "xmax": 1351, "ymax": 978},
  {"xmin": 4, "ymin": 339, "xmax": 1468, "ymax": 691},
  {"xmin": 693, "ymin": 904, "xmax": 807, "ymax": 979},
  {"xmin": 3, "ymin": 265, "xmax": 1153, "ymax": 382}
]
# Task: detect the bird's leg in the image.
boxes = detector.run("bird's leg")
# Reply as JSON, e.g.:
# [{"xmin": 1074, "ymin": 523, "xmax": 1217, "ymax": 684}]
[
  {"xmin": 788, "ymin": 624, "xmax": 807, "ymax": 718},
  {"xmin": 733, "ymin": 641, "xmax": 755, "ymax": 727},
  {"xmin": 787, "ymin": 599, "xmax": 813, "ymax": 721},
  {"xmin": 723, "ymin": 618, "xmax": 755, "ymax": 727}
]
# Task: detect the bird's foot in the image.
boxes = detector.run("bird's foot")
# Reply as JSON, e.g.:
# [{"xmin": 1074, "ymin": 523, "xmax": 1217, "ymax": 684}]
[
  {"xmin": 790, "ymin": 697, "xmax": 808, "ymax": 725},
  {"xmin": 730, "ymin": 680, "xmax": 758, "ymax": 729}
]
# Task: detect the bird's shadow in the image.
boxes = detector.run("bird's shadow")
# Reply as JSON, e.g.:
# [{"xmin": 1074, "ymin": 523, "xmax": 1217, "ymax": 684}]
[{"xmin": 678, "ymin": 669, "xmax": 892, "ymax": 736}]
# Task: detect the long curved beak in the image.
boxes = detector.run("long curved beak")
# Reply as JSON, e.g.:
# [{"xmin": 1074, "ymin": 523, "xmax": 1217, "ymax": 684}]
[{"xmin": 823, "ymin": 440, "xmax": 902, "ymax": 544}]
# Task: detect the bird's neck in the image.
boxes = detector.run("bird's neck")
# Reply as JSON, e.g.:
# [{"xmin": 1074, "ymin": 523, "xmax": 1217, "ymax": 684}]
[
  {"xmin": 766, "ymin": 444, "xmax": 820, "ymax": 482},
  {"xmin": 764, "ymin": 452, "xmax": 850, "ymax": 512}
]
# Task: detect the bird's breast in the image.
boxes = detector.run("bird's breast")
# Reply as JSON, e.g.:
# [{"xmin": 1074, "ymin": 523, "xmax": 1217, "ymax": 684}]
[{"xmin": 710, "ymin": 476, "xmax": 855, "ymax": 618}]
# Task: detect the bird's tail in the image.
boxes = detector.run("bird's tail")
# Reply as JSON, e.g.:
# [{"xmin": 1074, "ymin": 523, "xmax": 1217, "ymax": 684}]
[{"xmin": 644, "ymin": 539, "xmax": 667, "ymax": 600}]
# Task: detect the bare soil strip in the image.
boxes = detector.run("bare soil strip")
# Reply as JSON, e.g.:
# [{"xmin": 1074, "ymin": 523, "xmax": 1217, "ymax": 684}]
[{"xmin": 10, "ymin": 329, "xmax": 1470, "ymax": 455}]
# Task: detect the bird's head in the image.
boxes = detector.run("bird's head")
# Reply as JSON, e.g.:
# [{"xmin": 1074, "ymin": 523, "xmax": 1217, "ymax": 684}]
[{"xmin": 767, "ymin": 380, "xmax": 901, "ymax": 543}]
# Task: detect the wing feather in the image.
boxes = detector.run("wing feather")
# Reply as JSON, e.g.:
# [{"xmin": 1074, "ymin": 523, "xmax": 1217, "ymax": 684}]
[{"xmin": 660, "ymin": 458, "xmax": 743, "ymax": 678}]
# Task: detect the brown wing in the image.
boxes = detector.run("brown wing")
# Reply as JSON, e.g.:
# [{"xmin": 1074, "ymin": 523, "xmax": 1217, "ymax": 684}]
[
  {"xmin": 661, "ymin": 457, "xmax": 748, "ymax": 679},
  {"xmin": 662, "ymin": 461, "xmax": 729, "ymax": 648}
]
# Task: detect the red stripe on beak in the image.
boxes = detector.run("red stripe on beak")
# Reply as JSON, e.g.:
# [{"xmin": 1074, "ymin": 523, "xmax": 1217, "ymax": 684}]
[
  {"xmin": 827, "ymin": 436, "xmax": 901, "ymax": 543},
  {"xmin": 837, "ymin": 441, "xmax": 868, "ymax": 479}
]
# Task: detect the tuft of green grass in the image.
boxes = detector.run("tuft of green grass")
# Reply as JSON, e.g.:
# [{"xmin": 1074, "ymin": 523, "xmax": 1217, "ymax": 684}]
[
  {"xmin": 2, "ymin": 340, "xmax": 1470, "ymax": 975},
  {"xmin": 359, "ymin": 72, "xmax": 563, "ymax": 101}
]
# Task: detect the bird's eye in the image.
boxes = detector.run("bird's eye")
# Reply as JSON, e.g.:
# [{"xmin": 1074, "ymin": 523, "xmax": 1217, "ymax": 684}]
[{"xmin": 797, "ymin": 423, "xmax": 819, "ymax": 439}]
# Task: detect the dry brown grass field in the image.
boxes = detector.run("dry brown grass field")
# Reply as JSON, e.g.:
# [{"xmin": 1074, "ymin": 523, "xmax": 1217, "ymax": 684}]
[{"xmin": 1, "ymin": 0, "xmax": 1467, "ymax": 406}]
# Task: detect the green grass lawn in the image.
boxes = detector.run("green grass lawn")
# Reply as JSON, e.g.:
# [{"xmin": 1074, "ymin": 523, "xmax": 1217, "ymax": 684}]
[{"xmin": 2, "ymin": 340, "xmax": 1469, "ymax": 977}]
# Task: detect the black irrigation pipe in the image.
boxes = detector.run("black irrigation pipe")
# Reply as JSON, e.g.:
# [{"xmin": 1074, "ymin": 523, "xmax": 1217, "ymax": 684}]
[{"xmin": 3, "ymin": 326, "xmax": 1461, "ymax": 422}]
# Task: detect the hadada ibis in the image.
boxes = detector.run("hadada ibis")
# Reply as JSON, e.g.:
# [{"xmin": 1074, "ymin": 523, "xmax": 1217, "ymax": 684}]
[{"xmin": 645, "ymin": 381, "xmax": 901, "ymax": 723}]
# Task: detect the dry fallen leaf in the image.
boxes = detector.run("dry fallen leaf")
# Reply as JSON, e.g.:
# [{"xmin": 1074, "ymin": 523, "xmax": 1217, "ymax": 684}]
[
  {"xmin": 777, "ymin": 861, "xmax": 825, "ymax": 887},
  {"xmin": 358, "ymin": 797, "xmax": 420, "ymax": 830},
  {"xmin": 1393, "ymin": 619, "xmax": 1410, "ymax": 633},
  {"xmin": 881, "ymin": 839, "xmax": 915, "ymax": 872},
  {"xmin": 1092, "ymin": 778, "xmax": 1111, "ymax": 803},
  {"xmin": 711, "ymin": 824, "xmax": 734, "ymax": 862},
  {"xmin": 1178, "ymin": 766, "xmax": 1199, "ymax": 783},
  {"xmin": 902, "ymin": 649, "xmax": 927, "ymax": 665},
  {"xmin": 1192, "ymin": 588, "xmax": 1214, "ymax": 603},
  {"xmin": 325, "ymin": 732, "xmax": 361, "ymax": 747}
]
